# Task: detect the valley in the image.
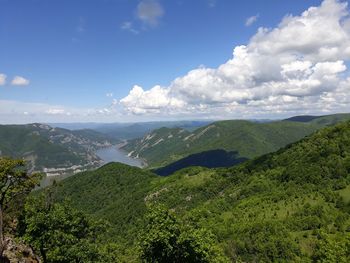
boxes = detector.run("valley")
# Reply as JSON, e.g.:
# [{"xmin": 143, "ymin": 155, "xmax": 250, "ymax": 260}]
[
  {"xmin": 2, "ymin": 1, "xmax": 350, "ymax": 261},
  {"xmin": 2, "ymin": 114, "xmax": 350, "ymax": 262},
  {"xmin": 47, "ymin": 119, "xmax": 350, "ymax": 262}
]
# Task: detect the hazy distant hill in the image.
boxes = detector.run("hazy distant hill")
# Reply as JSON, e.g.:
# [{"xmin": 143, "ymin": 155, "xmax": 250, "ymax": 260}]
[
  {"xmin": 283, "ymin": 113, "xmax": 350, "ymax": 125},
  {"xmin": 52, "ymin": 120, "xmax": 212, "ymax": 140},
  {"xmin": 52, "ymin": 121, "xmax": 350, "ymax": 261},
  {"xmin": 0, "ymin": 123, "xmax": 115, "ymax": 173}
]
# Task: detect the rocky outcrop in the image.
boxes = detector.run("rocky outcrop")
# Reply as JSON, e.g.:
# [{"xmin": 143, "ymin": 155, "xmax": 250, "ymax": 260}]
[{"xmin": 2, "ymin": 237, "xmax": 40, "ymax": 263}]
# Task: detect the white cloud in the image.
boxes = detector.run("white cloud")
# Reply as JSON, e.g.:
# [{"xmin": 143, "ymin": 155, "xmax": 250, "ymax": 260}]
[
  {"xmin": 0, "ymin": 99, "xmax": 124, "ymax": 124},
  {"xmin": 245, "ymin": 14, "xmax": 259, "ymax": 26},
  {"xmin": 106, "ymin": 92, "xmax": 114, "ymax": 97},
  {"xmin": 11, "ymin": 76, "xmax": 30, "ymax": 86},
  {"xmin": 120, "ymin": 21, "xmax": 139, "ymax": 34},
  {"xmin": 120, "ymin": 0, "xmax": 350, "ymax": 119},
  {"xmin": 46, "ymin": 109, "xmax": 67, "ymax": 115},
  {"xmin": 0, "ymin": 74, "xmax": 6, "ymax": 85},
  {"xmin": 120, "ymin": 85, "xmax": 185, "ymax": 114},
  {"xmin": 137, "ymin": 0, "xmax": 164, "ymax": 27}
]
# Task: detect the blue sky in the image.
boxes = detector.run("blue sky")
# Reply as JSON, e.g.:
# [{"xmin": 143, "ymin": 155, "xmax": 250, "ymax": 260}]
[{"xmin": 1, "ymin": 0, "xmax": 350, "ymax": 123}]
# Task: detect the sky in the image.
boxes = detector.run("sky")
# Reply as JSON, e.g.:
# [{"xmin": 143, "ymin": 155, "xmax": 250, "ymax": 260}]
[{"xmin": 1, "ymin": 0, "xmax": 350, "ymax": 123}]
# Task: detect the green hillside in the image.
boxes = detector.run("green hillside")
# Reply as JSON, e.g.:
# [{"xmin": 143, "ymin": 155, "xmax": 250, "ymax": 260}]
[
  {"xmin": 52, "ymin": 121, "xmax": 350, "ymax": 261},
  {"xmin": 123, "ymin": 119, "xmax": 320, "ymax": 168},
  {"xmin": 123, "ymin": 113, "xmax": 350, "ymax": 168},
  {"xmin": 284, "ymin": 113, "xmax": 350, "ymax": 126},
  {"xmin": 308, "ymin": 113, "xmax": 350, "ymax": 126},
  {"xmin": 0, "ymin": 124, "xmax": 115, "ymax": 172}
]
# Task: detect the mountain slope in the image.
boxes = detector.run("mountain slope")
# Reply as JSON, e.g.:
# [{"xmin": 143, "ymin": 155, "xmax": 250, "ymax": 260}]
[
  {"xmin": 123, "ymin": 119, "xmax": 320, "ymax": 168},
  {"xmin": 153, "ymin": 149, "xmax": 248, "ymax": 176},
  {"xmin": 0, "ymin": 123, "xmax": 115, "ymax": 174},
  {"xmin": 52, "ymin": 121, "xmax": 350, "ymax": 261},
  {"xmin": 82, "ymin": 120, "xmax": 211, "ymax": 140},
  {"xmin": 283, "ymin": 113, "xmax": 350, "ymax": 125}
]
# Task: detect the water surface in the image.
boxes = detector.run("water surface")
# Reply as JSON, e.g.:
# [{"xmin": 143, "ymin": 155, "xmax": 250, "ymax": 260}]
[
  {"xmin": 96, "ymin": 146, "xmax": 143, "ymax": 167},
  {"xmin": 40, "ymin": 146, "xmax": 143, "ymax": 188}
]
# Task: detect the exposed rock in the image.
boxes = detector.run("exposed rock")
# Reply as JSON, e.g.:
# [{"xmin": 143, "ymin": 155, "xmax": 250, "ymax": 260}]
[{"xmin": 2, "ymin": 237, "xmax": 40, "ymax": 263}]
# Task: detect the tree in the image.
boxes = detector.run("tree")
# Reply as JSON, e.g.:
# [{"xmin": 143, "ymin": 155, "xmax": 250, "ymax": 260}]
[
  {"xmin": 0, "ymin": 157, "xmax": 41, "ymax": 257},
  {"xmin": 313, "ymin": 231, "xmax": 350, "ymax": 263},
  {"xmin": 139, "ymin": 205, "xmax": 227, "ymax": 263},
  {"xmin": 20, "ymin": 192, "xmax": 102, "ymax": 263}
]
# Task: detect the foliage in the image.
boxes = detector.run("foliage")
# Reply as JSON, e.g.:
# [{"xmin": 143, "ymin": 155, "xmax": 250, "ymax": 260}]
[
  {"xmin": 0, "ymin": 157, "xmax": 41, "ymax": 257},
  {"xmin": 51, "ymin": 162, "xmax": 157, "ymax": 245},
  {"xmin": 20, "ymin": 192, "xmax": 102, "ymax": 263},
  {"xmin": 139, "ymin": 205, "xmax": 227, "ymax": 263},
  {"xmin": 313, "ymin": 231, "xmax": 350, "ymax": 263}
]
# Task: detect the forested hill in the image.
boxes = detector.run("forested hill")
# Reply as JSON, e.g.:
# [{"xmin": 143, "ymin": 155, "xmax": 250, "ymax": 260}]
[
  {"xmin": 51, "ymin": 121, "xmax": 350, "ymax": 262},
  {"xmin": 0, "ymin": 123, "xmax": 116, "ymax": 172},
  {"xmin": 122, "ymin": 113, "xmax": 350, "ymax": 168},
  {"xmin": 122, "ymin": 119, "xmax": 319, "ymax": 168},
  {"xmin": 284, "ymin": 113, "xmax": 350, "ymax": 125}
]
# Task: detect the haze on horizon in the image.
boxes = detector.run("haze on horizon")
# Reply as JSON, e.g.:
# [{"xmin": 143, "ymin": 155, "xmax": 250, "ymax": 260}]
[{"xmin": 1, "ymin": 0, "xmax": 350, "ymax": 124}]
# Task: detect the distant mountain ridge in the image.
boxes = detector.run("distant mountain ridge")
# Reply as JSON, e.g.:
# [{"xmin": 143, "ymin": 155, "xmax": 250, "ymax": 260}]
[
  {"xmin": 283, "ymin": 115, "xmax": 321, "ymax": 122},
  {"xmin": 0, "ymin": 123, "xmax": 116, "ymax": 175},
  {"xmin": 52, "ymin": 120, "xmax": 212, "ymax": 140},
  {"xmin": 122, "ymin": 119, "xmax": 318, "ymax": 168},
  {"xmin": 283, "ymin": 113, "xmax": 350, "ymax": 124},
  {"xmin": 123, "ymin": 113, "xmax": 350, "ymax": 169}
]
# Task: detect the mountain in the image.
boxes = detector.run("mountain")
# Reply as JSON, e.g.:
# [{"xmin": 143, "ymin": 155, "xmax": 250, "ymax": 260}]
[
  {"xmin": 122, "ymin": 113, "xmax": 350, "ymax": 170},
  {"xmin": 283, "ymin": 115, "xmax": 321, "ymax": 122},
  {"xmin": 122, "ymin": 119, "xmax": 320, "ymax": 168},
  {"xmin": 51, "ymin": 120, "xmax": 350, "ymax": 261},
  {"xmin": 52, "ymin": 120, "xmax": 212, "ymax": 140},
  {"xmin": 93, "ymin": 121, "xmax": 212, "ymax": 140},
  {"xmin": 153, "ymin": 149, "xmax": 248, "ymax": 176},
  {"xmin": 0, "ymin": 123, "xmax": 116, "ymax": 175},
  {"xmin": 283, "ymin": 113, "xmax": 350, "ymax": 125}
]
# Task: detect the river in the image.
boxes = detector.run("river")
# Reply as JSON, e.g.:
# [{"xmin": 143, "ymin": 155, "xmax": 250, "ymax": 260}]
[
  {"xmin": 39, "ymin": 146, "xmax": 143, "ymax": 187},
  {"xmin": 95, "ymin": 146, "xmax": 143, "ymax": 167}
]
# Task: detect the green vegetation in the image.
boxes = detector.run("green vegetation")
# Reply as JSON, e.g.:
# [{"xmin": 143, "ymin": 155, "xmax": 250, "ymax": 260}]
[
  {"xmin": 50, "ymin": 162, "xmax": 157, "ymax": 242},
  {"xmin": 20, "ymin": 193, "xmax": 102, "ymax": 263},
  {"xmin": 123, "ymin": 113, "xmax": 350, "ymax": 168},
  {"xmin": 0, "ymin": 158, "xmax": 41, "ymax": 259},
  {"xmin": 0, "ymin": 123, "xmax": 115, "ymax": 171},
  {"xmin": 44, "ymin": 120, "xmax": 350, "ymax": 262},
  {"xmin": 123, "ymin": 119, "xmax": 319, "ymax": 168},
  {"xmin": 139, "ymin": 205, "xmax": 225, "ymax": 263}
]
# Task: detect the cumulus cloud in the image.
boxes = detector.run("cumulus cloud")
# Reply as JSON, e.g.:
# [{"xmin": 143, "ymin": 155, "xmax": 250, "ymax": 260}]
[
  {"xmin": 137, "ymin": 0, "xmax": 164, "ymax": 27},
  {"xmin": 11, "ymin": 76, "xmax": 30, "ymax": 86},
  {"xmin": 245, "ymin": 14, "xmax": 259, "ymax": 26},
  {"xmin": 0, "ymin": 74, "xmax": 6, "ymax": 85},
  {"xmin": 120, "ymin": 0, "xmax": 350, "ymax": 119}
]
